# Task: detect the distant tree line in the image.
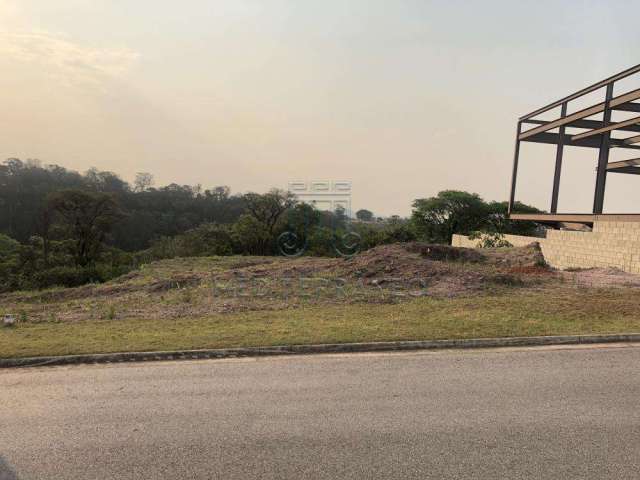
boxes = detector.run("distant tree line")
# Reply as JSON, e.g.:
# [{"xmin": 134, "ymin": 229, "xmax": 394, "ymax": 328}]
[
  {"xmin": 0, "ymin": 159, "xmax": 541, "ymax": 292},
  {"xmin": 0, "ymin": 158, "xmax": 246, "ymax": 251}
]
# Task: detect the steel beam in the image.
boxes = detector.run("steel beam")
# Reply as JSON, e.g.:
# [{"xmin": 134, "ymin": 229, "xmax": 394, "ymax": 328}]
[
  {"xmin": 571, "ymin": 114, "xmax": 640, "ymax": 141},
  {"xmin": 523, "ymin": 117, "xmax": 640, "ymax": 133},
  {"xmin": 604, "ymin": 158, "xmax": 640, "ymax": 175},
  {"xmin": 607, "ymin": 166, "xmax": 640, "ymax": 175},
  {"xmin": 511, "ymin": 213, "xmax": 640, "ymax": 223},
  {"xmin": 521, "ymin": 131, "xmax": 640, "ymax": 150},
  {"xmin": 510, "ymin": 213, "xmax": 596, "ymax": 225},
  {"xmin": 613, "ymin": 102, "xmax": 640, "ymax": 113},
  {"xmin": 605, "ymin": 158, "xmax": 640, "ymax": 170},
  {"xmin": 624, "ymin": 134, "xmax": 640, "ymax": 145},
  {"xmin": 519, "ymin": 88, "xmax": 640, "ymax": 140}
]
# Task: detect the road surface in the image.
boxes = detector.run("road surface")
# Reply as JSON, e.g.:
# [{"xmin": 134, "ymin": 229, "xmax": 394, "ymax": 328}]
[{"xmin": 1, "ymin": 345, "xmax": 640, "ymax": 479}]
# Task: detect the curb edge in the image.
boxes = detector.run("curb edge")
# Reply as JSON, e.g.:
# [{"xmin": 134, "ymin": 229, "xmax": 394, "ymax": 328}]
[{"xmin": 2, "ymin": 333, "xmax": 640, "ymax": 369}]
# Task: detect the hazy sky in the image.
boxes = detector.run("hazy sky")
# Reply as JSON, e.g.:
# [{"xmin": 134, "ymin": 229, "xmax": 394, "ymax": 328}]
[{"xmin": 2, "ymin": 0, "xmax": 640, "ymax": 216}]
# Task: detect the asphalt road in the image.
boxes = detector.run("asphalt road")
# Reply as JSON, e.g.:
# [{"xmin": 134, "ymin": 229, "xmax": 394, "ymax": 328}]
[{"xmin": 2, "ymin": 345, "xmax": 640, "ymax": 479}]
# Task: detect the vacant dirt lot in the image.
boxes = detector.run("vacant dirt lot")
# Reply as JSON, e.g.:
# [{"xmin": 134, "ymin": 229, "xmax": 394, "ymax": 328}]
[
  {"xmin": 2, "ymin": 242, "xmax": 639, "ymax": 325},
  {"xmin": 3, "ymin": 242, "xmax": 640, "ymax": 358}
]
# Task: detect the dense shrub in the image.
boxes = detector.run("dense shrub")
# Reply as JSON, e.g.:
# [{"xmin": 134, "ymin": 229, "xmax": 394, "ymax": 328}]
[
  {"xmin": 306, "ymin": 227, "xmax": 336, "ymax": 257},
  {"xmin": 0, "ymin": 233, "xmax": 20, "ymax": 259},
  {"xmin": 231, "ymin": 215, "xmax": 272, "ymax": 255},
  {"xmin": 0, "ymin": 234, "xmax": 20, "ymax": 288},
  {"xmin": 32, "ymin": 266, "xmax": 105, "ymax": 289},
  {"xmin": 180, "ymin": 224, "xmax": 234, "ymax": 256}
]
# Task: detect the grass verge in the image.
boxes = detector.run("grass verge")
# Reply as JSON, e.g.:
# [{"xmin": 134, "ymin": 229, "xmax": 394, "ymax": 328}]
[{"xmin": 2, "ymin": 287, "xmax": 640, "ymax": 359}]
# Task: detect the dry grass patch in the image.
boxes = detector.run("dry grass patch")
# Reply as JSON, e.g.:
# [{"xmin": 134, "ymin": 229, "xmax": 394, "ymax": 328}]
[
  {"xmin": 2, "ymin": 243, "xmax": 640, "ymax": 359},
  {"xmin": 2, "ymin": 287, "xmax": 640, "ymax": 359}
]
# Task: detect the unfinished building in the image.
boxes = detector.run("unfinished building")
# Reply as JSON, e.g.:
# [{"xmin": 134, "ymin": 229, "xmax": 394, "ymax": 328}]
[{"xmin": 454, "ymin": 64, "xmax": 640, "ymax": 272}]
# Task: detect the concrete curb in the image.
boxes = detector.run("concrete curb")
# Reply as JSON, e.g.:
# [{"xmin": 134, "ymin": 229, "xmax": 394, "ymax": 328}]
[{"xmin": 2, "ymin": 333, "xmax": 640, "ymax": 369}]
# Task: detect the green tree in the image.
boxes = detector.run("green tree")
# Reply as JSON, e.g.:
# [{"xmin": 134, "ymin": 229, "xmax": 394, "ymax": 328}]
[
  {"xmin": 485, "ymin": 201, "xmax": 542, "ymax": 236},
  {"xmin": 243, "ymin": 189, "xmax": 297, "ymax": 237},
  {"xmin": 276, "ymin": 203, "xmax": 321, "ymax": 249},
  {"xmin": 380, "ymin": 216, "xmax": 417, "ymax": 243},
  {"xmin": 411, "ymin": 190, "xmax": 488, "ymax": 244},
  {"xmin": 48, "ymin": 190, "xmax": 122, "ymax": 267},
  {"xmin": 356, "ymin": 209, "xmax": 374, "ymax": 222}
]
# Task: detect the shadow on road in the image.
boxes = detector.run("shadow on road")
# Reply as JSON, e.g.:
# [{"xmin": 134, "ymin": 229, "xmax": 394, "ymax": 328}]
[{"xmin": 0, "ymin": 456, "xmax": 18, "ymax": 480}]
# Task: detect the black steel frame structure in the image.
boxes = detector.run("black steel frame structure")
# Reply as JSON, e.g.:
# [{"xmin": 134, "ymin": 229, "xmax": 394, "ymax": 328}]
[{"xmin": 508, "ymin": 63, "xmax": 640, "ymax": 226}]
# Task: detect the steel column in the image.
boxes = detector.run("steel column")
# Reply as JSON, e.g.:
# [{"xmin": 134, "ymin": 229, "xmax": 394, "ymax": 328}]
[
  {"xmin": 550, "ymin": 102, "xmax": 567, "ymax": 213},
  {"xmin": 508, "ymin": 122, "xmax": 522, "ymax": 215},
  {"xmin": 593, "ymin": 83, "xmax": 614, "ymax": 214}
]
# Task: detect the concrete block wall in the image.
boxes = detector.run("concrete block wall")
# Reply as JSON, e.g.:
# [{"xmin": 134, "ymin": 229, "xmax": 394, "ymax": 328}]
[
  {"xmin": 452, "ymin": 220, "xmax": 640, "ymax": 273},
  {"xmin": 452, "ymin": 234, "xmax": 540, "ymax": 249},
  {"xmin": 498, "ymin": 234, "xmax": 546, "ymax": 247}
]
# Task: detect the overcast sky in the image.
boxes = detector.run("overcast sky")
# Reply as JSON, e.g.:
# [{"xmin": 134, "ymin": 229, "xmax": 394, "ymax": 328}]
[{"xmin": 1, "ymin": 0, "xmax": 640, "ymax": 216}]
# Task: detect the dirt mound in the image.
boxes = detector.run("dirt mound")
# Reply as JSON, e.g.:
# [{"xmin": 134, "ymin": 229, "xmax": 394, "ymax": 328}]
[
  {"xmin": 216, "ymin": 242, "xmax": 549, "ymax": 298},
  {"xmin": 337, "ymin": 243, "xmax": 442, "ymax": 279},
  {"xmin": 336, "ymin": 242, "xmax": 543, "ymax": 276},
  {"xmin": 334, "ymin": 243, "xmax": 548, "ymax": 295},
  {"xmin": 405, "ymin": 243, "xmax": 485, "ymax": 262}
]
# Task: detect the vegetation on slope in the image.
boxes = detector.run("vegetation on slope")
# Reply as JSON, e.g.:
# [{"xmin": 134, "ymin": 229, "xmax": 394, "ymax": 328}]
[{"xmin": 2, "ymin": 243, "xmax": 640, "ymax": 358}]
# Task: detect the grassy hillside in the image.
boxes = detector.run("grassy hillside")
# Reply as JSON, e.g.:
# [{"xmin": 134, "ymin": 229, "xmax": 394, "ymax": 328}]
[{"xmin": 2, "ymin": 243, "xmax": 640, "ymax": 358}]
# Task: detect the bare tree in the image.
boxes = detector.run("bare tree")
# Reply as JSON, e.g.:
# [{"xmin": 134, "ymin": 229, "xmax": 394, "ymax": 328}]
[{"xmin": 133, "ymin": 172, "xmax": 154, "ymax": 192}]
